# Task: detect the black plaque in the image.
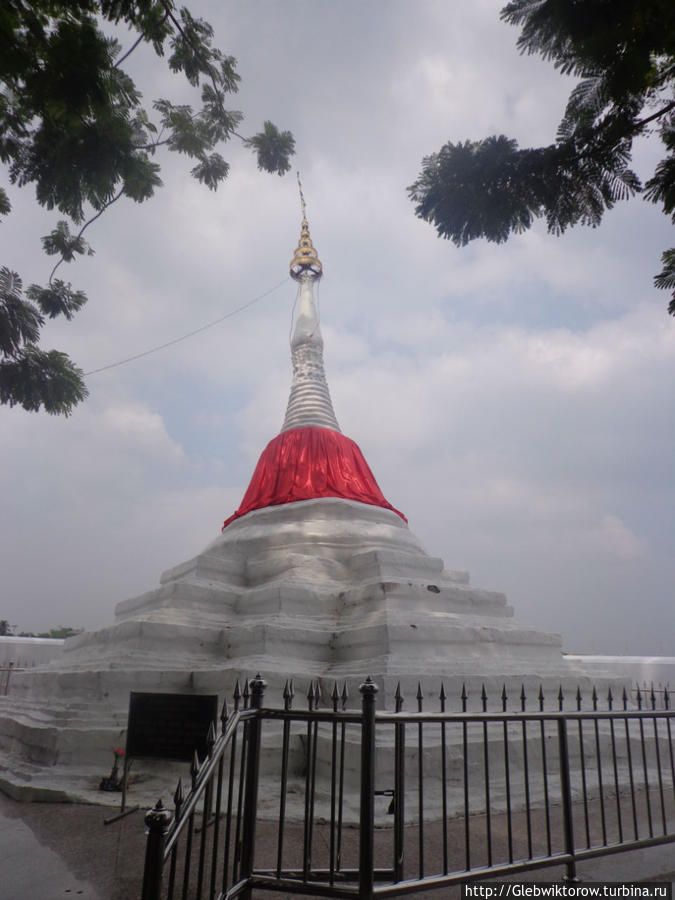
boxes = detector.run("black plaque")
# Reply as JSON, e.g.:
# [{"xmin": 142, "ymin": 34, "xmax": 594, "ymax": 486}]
[{"xmin": 126, "ymin": 692, "xmax": 218, "ymax": 762}]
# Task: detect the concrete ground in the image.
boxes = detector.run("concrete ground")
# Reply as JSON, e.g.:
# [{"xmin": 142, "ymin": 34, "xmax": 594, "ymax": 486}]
[{"xmin": 0, "ymin": 791, "xmax": 673, "ymax": 900}]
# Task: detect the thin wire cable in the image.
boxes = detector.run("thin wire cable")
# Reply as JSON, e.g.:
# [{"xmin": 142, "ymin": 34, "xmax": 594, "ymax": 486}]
[{"xmin": 84, "ymin": 277, "xmax": 289, "ymax": 376}]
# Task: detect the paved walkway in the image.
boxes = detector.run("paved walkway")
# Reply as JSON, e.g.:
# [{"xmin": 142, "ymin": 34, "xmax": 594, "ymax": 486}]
[
  {"xmin": 0, "ymin": 791, "xmax": 673, "ymax": 900},
  {"xmin": 0, "ymin": 793, "xmax": 141, "ymax": 900}
]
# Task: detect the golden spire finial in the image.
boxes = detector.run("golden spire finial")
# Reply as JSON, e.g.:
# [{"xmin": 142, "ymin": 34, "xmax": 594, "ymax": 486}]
[{"xmin": 290, "ymin": 173, "xmax": 323, "ymax": 281}]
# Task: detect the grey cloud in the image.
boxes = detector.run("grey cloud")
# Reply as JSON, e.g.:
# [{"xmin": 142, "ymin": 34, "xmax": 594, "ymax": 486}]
[{"xmin": 1, "ymin": 3, "xmax": 673, "ymax": 658}]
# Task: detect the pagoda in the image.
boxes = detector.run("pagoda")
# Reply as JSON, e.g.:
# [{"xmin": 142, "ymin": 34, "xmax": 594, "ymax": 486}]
[{"xmin": 0, "ymin": 196, "xmax": 622, "ymax": 802}]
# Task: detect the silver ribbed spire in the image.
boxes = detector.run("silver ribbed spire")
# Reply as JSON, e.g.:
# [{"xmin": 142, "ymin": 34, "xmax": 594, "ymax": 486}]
[{"xmin": 281, "ymin": 273, "xmax": 341, "ymax": 432}]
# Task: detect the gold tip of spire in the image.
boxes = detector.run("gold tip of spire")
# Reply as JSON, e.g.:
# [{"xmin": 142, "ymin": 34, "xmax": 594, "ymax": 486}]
[{"xmin": 290, "ymin": 173, "xmax": 322, "ymax": 281}]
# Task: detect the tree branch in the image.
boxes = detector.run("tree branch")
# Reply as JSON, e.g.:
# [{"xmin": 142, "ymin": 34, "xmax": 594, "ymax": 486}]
[
  {"xmin": 133, "ymin": 138, "xmax": 171, "ymax": 150},
  {"xmin": 114, "ymin": 32, "xmax": 144, "ymax": 69},
  {"xmin": 48, "ymin": 187, "xmax": 125, "ymax": 284},
  {"xmin": 562, "ymin": 100, "xmax": 675, "ymax": 170},
  {"xmin": 114, "ymin": 8, "xmax": 171, "ymax": 69},
  {"xmin": 633, "ymin": 100, "xmax": 675, "ymax": 132}
]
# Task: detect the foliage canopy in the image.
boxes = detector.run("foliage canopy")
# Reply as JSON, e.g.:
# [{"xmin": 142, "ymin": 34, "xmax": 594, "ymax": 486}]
[
  {"xmin": 1, "ymin": 1, "xmax": 295, "ymax": 415},
  {"xmin": 408, "ymin": 0, "xmax": 675, "ymax": 312}
]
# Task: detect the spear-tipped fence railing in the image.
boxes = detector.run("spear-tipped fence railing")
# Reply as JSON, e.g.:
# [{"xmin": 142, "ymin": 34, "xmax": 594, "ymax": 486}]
[
  {"xmin": 0, "ymin": 662, "xmax": 19, "ymax": 696},
  {"xmin": 142, "ymin": 678, "xmax": 675, "ymax": 899}
]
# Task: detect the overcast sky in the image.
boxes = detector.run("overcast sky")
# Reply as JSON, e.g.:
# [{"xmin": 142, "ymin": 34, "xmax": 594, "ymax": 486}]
[{"xmin": 2, "ymin": 1, "xmax": 674, "ymax": 655}]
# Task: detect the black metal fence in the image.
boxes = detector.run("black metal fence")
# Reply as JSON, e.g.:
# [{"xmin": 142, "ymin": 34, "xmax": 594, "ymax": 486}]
[
  {"xmin": 141, "ymin": 677, "xmax": 675, "ymax": 899},
  {"xmin": 0, "ymin": 662, "xmax": 16, "ymax": 696}
]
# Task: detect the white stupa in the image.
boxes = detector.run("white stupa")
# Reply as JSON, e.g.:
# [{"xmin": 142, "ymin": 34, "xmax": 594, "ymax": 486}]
[{"xmin": 0, "ymin": 196, "xmax": 629, "ymax": 802}]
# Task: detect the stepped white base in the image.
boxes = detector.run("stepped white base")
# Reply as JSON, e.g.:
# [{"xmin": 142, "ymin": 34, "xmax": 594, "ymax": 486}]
[{"xmin": 0, "ymin": 499, "xmax": 631, "ymax": 803}]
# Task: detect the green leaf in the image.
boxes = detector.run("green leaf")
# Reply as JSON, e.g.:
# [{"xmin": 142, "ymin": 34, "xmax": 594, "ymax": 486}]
[
  {"xmin": 191, "ymin": 153, "xmax": 229, "ymax": 190},
  {"xmin": 244, "ymin": 121, "xmax": 295, "ymax": 176},
  {"xmin": 41, "ymin": 221, "xmax": 93, "ymax": 260},
  {"xmin": 654, "ymin": 248, "xmax": 675, "ymax": 315},
  {"xmin": 656, "ymin": 249, "xmax": 675, "ymax": 292},
  {"xmin": 0, "ymin": 345, "xmax": 88, "ymax": 416},
  {"xmin": 409, "ymin": 136, "xmax": 552, "ymax": 245},
  {"xmin": 0, "ymin": 267, "xmax": 43, "ymax": 355},
  {"xmin": 218, "ymin": 55, "xmax": 241, "ymax": 93},
  {"xmin": 122, "ymin": 154, "xmax": 162, "ymax": 202},
  {"xmin": 26, "ymin": 281, "xmax": 88, "ymax": 320},
  {"xmin": 645, "ymin": 150, "xmax": 675, "ymax": 220},
  {"xmin": 168, "ymin": 9, "xmax": 217, "ymax": 87}
]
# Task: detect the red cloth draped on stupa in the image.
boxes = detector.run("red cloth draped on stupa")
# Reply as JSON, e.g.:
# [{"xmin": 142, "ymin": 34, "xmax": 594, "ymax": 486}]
[
  {"xmin": 222, "ymin": 426, "xmax": 406, "ymax": 529},
  {"xmin": 223, "ymin": 201, "xmax": 406, "ymax": 530}
]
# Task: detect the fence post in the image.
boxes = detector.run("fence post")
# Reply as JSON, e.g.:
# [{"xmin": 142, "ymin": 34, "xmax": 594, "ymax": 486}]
[
  {"xmin": 239, "ymin": 673, "xmax": 267, "ymax": 899},
  {"xmin": 393, "ymin": 684, "xmax": 405, "ymax": 883},
  {"xmin": 557, "ymin": 717, "xmax": 578, "ymax": 882},
  {"xmin": 141, "ymin": 799, "xmax": 173, "ymax": 900},
  {"xmin": 3, "ymin": 662, "xmax": 13, "ymax": 696},
  {"xmin": 359, "ymin": 677, "xmax": 378, "ymax": 900}
]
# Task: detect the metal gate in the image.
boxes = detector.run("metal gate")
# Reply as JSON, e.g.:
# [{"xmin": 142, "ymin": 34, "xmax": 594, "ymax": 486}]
[{"xmin": 141, "ymin": 676, "xmax": 675, "ymax": 899}]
